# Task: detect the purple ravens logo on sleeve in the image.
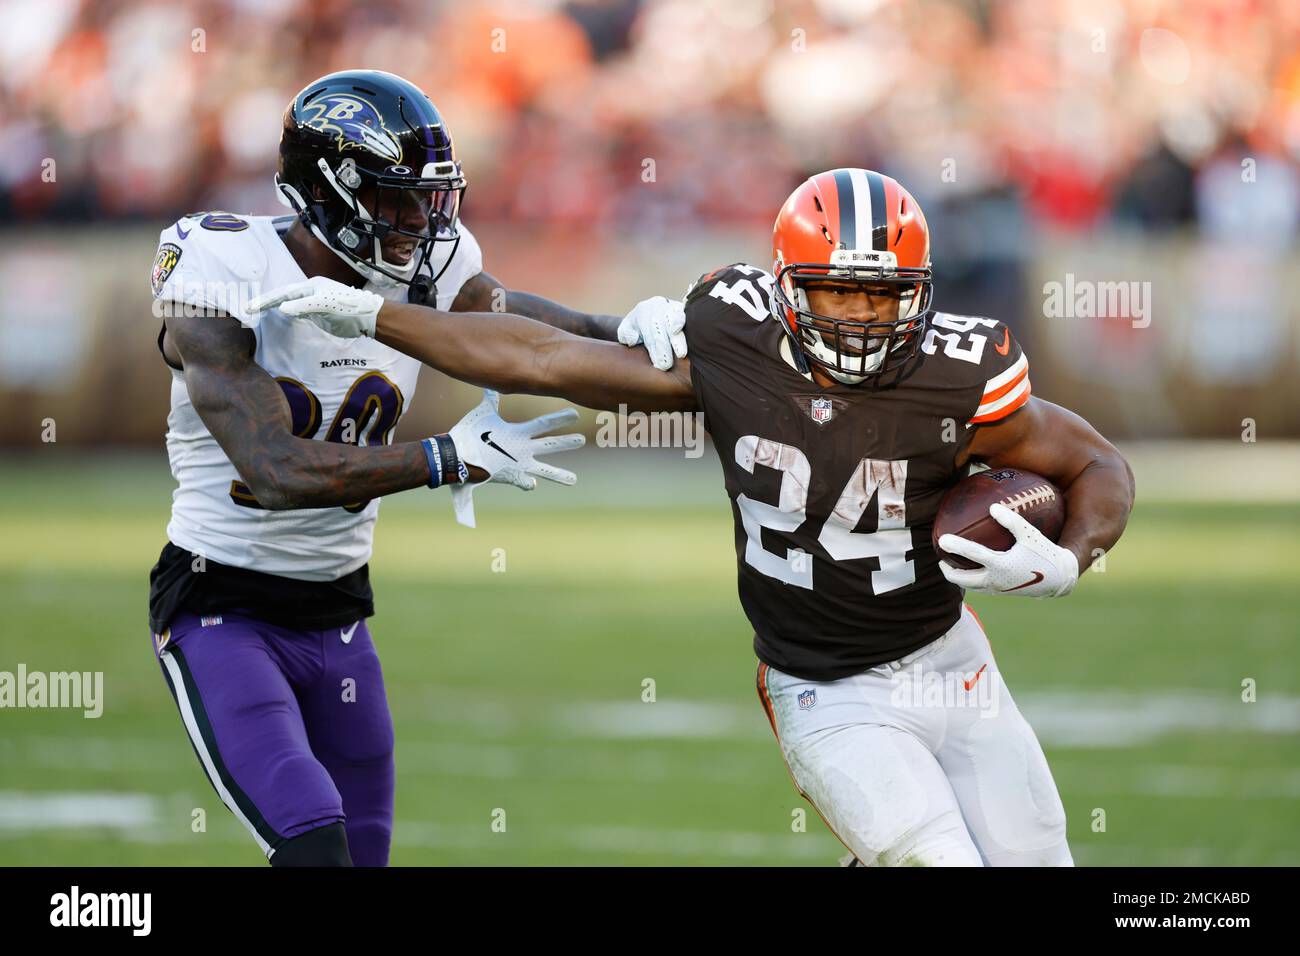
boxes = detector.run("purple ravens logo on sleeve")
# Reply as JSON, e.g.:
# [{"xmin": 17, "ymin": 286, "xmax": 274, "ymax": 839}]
[{"xmin": 300, "ymin": 93, "xmax": 403, "ymax": 164}]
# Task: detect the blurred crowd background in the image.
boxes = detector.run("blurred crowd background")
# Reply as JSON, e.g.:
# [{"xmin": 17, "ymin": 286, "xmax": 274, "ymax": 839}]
[{"xmin": 2, "ymin": 0, "xmax": 1298, "ymax": 444}]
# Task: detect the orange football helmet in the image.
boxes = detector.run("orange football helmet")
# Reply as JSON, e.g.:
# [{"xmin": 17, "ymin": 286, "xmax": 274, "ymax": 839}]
[{"xmin": 771, "ymin": 168, "xmax": 933, "ymax": 384}]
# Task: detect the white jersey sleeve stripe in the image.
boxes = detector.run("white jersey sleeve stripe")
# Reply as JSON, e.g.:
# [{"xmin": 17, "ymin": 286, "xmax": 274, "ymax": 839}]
[
  {"xmin": 982, "ymin": 353, "xmax": 1028, "ymax": 395},
  {"xmin": 972, "ymin": 377, "xmax": 1031, "ymax": 422}
]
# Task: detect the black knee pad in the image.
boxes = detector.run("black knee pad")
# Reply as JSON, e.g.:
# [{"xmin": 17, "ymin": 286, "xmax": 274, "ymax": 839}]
[{"xmin": 271, "ymin": 822, "xmax": 353, "ymax": 867}]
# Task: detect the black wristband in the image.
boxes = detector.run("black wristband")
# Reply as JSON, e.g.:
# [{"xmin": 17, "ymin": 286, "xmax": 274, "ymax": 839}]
[
  {"xmin": 421, "ymin": 437, "xmax": 443, "ymax": 488},
  {"xmin": 433, "ymin": 433, "xmax": 466, "ymax": 486}
]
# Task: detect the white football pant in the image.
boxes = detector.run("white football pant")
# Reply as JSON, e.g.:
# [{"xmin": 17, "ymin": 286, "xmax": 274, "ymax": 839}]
[{"xmin": 757, "ymin": 605, "xmax": 1073, "ymax": 866}]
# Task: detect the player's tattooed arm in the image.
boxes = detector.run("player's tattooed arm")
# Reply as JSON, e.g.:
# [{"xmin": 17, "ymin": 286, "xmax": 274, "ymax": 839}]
[
  {"xmin": 376, "ymin": 299, "xmax": 697, "ymax": 412},
  {"xmin": 452, "ymin": 270, "xmax": 621, "ymax": 341},
  {"xmin": 959, "ymin": 397, "xmax": 1135, "ymax": 572},
  {"xmin": 162, "ymin": 310, "xmax": 451, "ymax": 510}
]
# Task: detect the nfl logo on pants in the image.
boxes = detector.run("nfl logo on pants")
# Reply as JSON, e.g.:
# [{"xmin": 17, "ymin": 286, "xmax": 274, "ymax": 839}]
[{"xmin": 798, "ymin": 688, "xmax": 817, "ymax": 710}]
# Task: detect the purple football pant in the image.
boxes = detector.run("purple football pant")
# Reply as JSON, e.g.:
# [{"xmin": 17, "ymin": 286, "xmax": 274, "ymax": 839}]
[{"xmin": 151, "ymin": 611, "xmax": 395, "ymax": 865}]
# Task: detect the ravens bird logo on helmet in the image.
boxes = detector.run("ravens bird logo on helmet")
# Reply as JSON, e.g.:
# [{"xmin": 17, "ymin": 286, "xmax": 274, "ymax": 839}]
[{"xmin": 276, "ymin": 70, "xmax": 468, "ymax": 301}]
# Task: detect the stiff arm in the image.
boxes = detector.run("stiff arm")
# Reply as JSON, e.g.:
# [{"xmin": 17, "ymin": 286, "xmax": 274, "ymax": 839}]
[{"xmin": 374, "ymin": 299, "xmax": 698, "ymax": 413}]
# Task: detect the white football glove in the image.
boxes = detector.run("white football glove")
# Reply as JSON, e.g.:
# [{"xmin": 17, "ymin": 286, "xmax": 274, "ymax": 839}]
[
  {"xmin": 616, "ymin": 296, "xmax": 687, "ymax": 370},
  {"xmin": 448, "ymin": 390, "xmax": 585, "ymax": 528},
  {"xmin": 246, "ymin": 276, "xmax": 382, "ymax": 338},
  {"xmin": 938, "ymin": 502, "xmax": 1079, "ymax": 598}
]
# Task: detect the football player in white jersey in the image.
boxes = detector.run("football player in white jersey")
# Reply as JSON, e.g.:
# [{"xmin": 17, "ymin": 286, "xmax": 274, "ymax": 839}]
[{"xmin": 147, "ymin": 70, "xmax": 684, "ymax": 866}]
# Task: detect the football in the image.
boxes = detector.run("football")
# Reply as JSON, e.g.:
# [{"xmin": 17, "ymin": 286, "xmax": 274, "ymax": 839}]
[{"xmin": 932, "ymin": 468, "xmax": 1066, "ymax": 569}]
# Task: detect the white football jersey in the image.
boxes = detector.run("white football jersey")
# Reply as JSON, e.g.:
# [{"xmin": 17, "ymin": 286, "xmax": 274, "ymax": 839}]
[{"xmin": 151, "ymin": 212, "xmax": 483, "ymax": 580}]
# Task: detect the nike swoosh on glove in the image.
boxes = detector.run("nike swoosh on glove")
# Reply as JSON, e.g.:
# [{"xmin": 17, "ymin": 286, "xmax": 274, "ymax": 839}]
[
  {"xmin": 938, "ymin": 502, "xmax": 1079, "ymax": 598},
  {"xmin": 448, "ymin": 390, "xmax": 585, "ymax": 528},
  {"xmin": 616, "ymin": 296, "xmax": 687, "ymax": 371},
  {"xmin": 246, "ymin": 276, "xmax": 383, "ymax": 338}
]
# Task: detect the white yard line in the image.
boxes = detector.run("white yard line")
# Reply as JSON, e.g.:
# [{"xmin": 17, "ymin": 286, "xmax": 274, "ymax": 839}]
[
  {"xmin": 0, "ymin": 791, "xmax": 158, "ymax": 830},
  {"xmin": 0, "ymin": 793, "xmax": 828, "ymax": 861},
  {"xmin": 17, "ymin": 687, "xmax": 1300, "ymax": 765},
  {"xmin": 1015, "ymin": 689, "xmax": 1300, "ymax": 747},
  {"xmin": 549, "ymin": 689, "xmax": 1300, "ymax": 747},
  {"xmin": 3, "ymin": 790, "xmax": 1294, "ymax": 863}
]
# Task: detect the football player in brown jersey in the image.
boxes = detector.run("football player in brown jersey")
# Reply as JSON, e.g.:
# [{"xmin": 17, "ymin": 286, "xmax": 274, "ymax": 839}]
[{"xmin": 251, "ymin": 168, "xmax": 1134, "ymax": 866}]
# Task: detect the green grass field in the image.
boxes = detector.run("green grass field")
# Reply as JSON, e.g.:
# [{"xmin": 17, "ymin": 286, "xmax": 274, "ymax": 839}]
[{"xmin": 1, "ymin": 453, "xmax": 1297, "ymax": 865}]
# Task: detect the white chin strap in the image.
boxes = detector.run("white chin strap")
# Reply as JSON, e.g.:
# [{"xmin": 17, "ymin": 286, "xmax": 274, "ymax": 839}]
[
  {"xmin": 799, "ymin": 328, "xmax": 881, "ymax": 383},
  {"xmin": 275, "ymin": 164, "xmax": 418, "ymax": 289}
]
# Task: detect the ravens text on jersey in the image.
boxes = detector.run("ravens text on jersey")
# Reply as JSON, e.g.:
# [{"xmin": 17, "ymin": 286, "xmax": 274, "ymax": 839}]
[{"xmin": 147, "ymin": 211, "xmax": 483, "ymax": 632}]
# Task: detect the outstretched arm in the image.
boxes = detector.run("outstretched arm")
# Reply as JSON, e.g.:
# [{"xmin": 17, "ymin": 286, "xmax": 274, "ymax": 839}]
[
  {"xmin": 248, "ymin": 279, "xmax": 698, "ymax": 413},
  {"xmin": 377, "ymin": 298, "xmax": 696, "ymax": 412}
]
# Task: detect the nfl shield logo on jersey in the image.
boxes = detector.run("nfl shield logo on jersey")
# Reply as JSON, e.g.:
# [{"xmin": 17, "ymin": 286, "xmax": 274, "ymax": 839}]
[
  {"xmin": 797, "ymin": 688, "xmax": 817, "ymax": 710},
  {"xmin": 810, "ymin": 397, "xmax": 834, "ymax": 425}
]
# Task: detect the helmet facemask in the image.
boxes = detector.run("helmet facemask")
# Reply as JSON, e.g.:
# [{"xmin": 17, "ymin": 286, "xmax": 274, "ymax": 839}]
[
  {"xmin": 277, "ymin": 155, "xmax": 466, "ymax": 292},
  {"xmin": 773, "ymin": 249, "xmax": 931, "ymax": 385}
]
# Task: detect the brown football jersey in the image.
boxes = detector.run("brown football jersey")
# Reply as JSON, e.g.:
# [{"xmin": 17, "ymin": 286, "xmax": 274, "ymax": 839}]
[{"xmin": 684, "ymin": 264, "xmax": 1032, "ymax": 680}]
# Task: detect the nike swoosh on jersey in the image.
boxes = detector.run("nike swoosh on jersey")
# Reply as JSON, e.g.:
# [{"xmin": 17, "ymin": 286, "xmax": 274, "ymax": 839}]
[
  {"xmin": 994, "ymin": 327, "xmax": 1011, "ymax": 356},
  {"xmin": 340, "ymin": 621, "xmax": 360, "ymax": 644},
  {"xmin": 963, "ymin": 663, "xmax": 988, "ymax": 691},
  {"xmin": 176, "ymin": 222, "xmax": 191, "ymax": 240}
]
